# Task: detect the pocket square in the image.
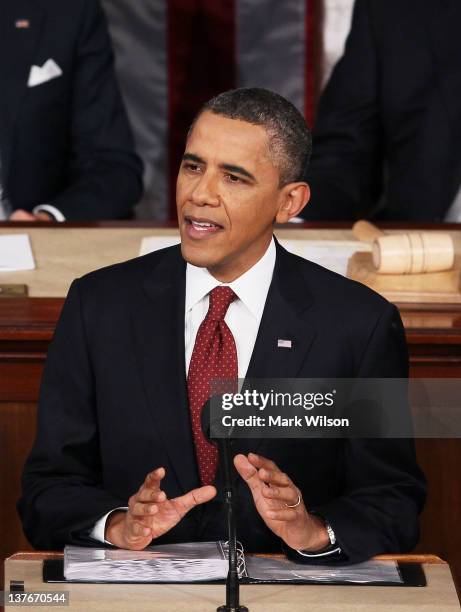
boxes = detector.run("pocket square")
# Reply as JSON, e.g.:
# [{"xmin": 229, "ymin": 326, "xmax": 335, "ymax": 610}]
[{"xmin": 27, "ymin": 59, "xmax": 62, "ymax": 87}]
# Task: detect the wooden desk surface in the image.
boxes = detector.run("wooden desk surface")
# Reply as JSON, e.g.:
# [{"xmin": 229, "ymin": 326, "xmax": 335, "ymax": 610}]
[
  {"xmin": 0, "ymin": 223, "xmax": 460, "ymax": 298},
  {"xmin": 4, "ymin": 553, "xmax": 460, "ymax": 612}
]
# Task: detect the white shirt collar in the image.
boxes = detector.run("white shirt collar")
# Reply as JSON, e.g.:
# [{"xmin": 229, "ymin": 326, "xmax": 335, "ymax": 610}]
[{"xmin": 185, "ymin": 237, "xmax": 276, "ymax": 320}]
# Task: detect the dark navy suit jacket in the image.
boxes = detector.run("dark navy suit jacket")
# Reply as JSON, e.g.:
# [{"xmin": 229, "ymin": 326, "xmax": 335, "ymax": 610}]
[{"xmin": 19, "ymin": 242, "xmax": 426, "ymax": 562}]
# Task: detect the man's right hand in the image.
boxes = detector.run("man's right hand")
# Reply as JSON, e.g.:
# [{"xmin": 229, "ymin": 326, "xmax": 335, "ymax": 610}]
[{"xmin": 105, "ymin": 467, "xmax": 216, "ymax": 550}]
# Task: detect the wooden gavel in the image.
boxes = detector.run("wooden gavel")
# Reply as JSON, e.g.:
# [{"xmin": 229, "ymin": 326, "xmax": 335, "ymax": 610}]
[{"xmin": 352, "ymin": 221, "xmax": 455, "ymax": 274}]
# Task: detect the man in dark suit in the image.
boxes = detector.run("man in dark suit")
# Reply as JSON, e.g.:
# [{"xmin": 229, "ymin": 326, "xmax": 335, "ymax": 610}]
[
  {"xmin": 19, "ymin": 88, "xmax": 425, "ymax": 562},
  {"xmin": 0, "ymin": 0, "xmax": 143, "ymax": 221},
  {"xmin": 301, "ymin": 0, "xmax": 461, "ymax": 221}
]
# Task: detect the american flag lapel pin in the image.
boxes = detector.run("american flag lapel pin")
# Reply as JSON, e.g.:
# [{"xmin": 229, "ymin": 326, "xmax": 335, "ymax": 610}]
[
  {"xmin": 277, "ymin": 339, "xmax": 292, "ymax": 349},
  {"xmin": 15, "ymin": 19, "xmax": 30, "ymax": 29}
]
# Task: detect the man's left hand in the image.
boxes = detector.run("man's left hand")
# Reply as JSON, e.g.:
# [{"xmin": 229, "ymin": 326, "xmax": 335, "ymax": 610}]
[{"xmin": 234, "ymin": 452, "xmax": 330, "ymax": 551}]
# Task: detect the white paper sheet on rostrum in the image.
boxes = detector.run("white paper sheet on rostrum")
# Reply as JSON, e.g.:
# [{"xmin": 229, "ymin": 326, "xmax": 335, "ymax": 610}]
[
  {"xmin": 279, "ymin": 239, "xmax": 371, "ymax": 277},
  {"xmin": 0, "ymin": 234, "xmax": 35, "ymax": 271}
]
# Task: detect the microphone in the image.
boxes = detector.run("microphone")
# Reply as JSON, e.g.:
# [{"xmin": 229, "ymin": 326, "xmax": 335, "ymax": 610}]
[
  {"xmin": 201, "ymin": 400, "xmax": 234, "ymax": 495},
  {"xmin": 201, "ymin": 400, "xmax": 249, "ymax": 612}
]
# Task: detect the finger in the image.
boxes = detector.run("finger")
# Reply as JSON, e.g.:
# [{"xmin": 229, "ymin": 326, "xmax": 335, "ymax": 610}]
[
  {"xmin": 135, "ymin": 468, "xmax": 166, "ymax": 501},
  {"xmin": 143, "ymin": 467, "xmax": 165, "ymax": 488},
  {"xmin": 129, "ymin": 520, "xmax": 152, "ymax": 538},
  {"xmin": 136, "ymin": 487, "xmax": 167, "ymax": 504},
  {"xmin": 35, "ymin": 212, "xmax": 53, "ymax": 221},
  {"xmin": 173, "ymin": 485, "xmax": 216, "ymax": 514},
  {"xmin": 247, "ymin": 453, "xmax": 279, "ymax": 473},
  {"xmin": 262, "ymin": 484, "xmax": 301, "ymax": 505},
  {"xmin": 9, "ymin": 209, "xmax": 35, "ymax": 221},
  {"xmin": 247, "ymin": 454, "xmax": 293, "ymax": 488},
  {"xmin": 233, "ymin": 454, "xmax": 263, "ymax": 494},
  {"xmin": 130, "ymin": 501, "xmax": 159, "ymax": 517},
  {"xmin": 258, "ymin": 468, "xmax": 292, "ymax": 488},
  {"xmin": 265, "ymin": 508, "xmax": 299, "ymax": 521}
]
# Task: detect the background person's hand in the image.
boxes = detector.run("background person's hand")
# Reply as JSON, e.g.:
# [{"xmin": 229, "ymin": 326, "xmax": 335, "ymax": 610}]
[
  {"xmin": 234, "ymin": 453, "xmax": 330, "ymax": 551},
  {"xmin": 9, "ymin": 209, "xmax": 53, "ymax": 221},
  {"xmin": 105, "ymin": 467, "xmax": 216, "ymax": 550}
]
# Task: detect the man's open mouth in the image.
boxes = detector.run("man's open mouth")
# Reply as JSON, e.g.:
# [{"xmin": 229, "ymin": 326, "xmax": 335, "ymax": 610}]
[{"xmin": 185, "ymin": 216, "xmax": 224, "ymax": 236}]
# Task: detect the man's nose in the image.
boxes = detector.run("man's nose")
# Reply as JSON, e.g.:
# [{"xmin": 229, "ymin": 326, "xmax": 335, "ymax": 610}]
[{"xmin": 190, "ymin": 172, "xmax": 220, "ymax": 206}]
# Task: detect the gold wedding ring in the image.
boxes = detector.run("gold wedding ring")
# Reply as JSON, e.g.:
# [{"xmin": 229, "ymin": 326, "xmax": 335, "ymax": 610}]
[{"xmin": 285, "ymin": 491, "xmax": 301, "ymax": 508}]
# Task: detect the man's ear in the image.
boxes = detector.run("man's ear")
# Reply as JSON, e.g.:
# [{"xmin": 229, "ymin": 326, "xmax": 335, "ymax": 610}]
[{"xmin": 275, "ymin": 182, "xmax": 310, "ymax": 223}]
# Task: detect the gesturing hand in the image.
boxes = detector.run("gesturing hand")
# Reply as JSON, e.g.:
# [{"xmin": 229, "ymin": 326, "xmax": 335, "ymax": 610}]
[
  {"xmin": 106, "ymin": 467, "xmax": 216, "ymax": 550},
  {"xmin": 234, "ymin": 453, "xmax": 330, "ymax": 551}
]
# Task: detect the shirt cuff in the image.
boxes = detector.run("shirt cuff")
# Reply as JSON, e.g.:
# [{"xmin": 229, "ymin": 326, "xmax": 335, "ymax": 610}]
[
  {"xmin": 295, "ymin": 545, "xmax": 342, "ymax": 558},
  {"xmin": 89, "ymin": 507, "xmax": 128, "ymax": 545},
  {"xmin": 33, "ymin": 204, "xmax": 66, "ymax": 222},
  {"xmin": 296, "ymin": 518, "xmax": 342, "ymax": 558}
]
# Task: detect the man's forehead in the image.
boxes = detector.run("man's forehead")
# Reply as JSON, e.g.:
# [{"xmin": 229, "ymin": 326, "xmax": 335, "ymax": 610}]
[{"xmin": 186, "ymin": 111, "xmax": 272, "ymax": 164}]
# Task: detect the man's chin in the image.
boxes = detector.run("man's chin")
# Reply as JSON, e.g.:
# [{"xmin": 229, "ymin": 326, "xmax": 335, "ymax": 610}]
[{"xmin": 180, "ymin": 242, "xmax": 215, "ymax": 269}]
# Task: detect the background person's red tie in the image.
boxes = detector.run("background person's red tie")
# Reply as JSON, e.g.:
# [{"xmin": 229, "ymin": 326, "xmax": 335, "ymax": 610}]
[{"xmin": 187, "ymin": 286, "xmax": 238, "ymax": 486}]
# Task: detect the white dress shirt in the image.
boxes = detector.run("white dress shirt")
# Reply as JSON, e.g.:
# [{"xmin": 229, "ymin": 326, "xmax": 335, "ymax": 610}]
[
  {"xmin": 90, "ymin": 239, "xmax": 276, "ymax": 543},
  {"xmin": 184, "ymin": 238, "xmax": 276, "ymax": 378}
]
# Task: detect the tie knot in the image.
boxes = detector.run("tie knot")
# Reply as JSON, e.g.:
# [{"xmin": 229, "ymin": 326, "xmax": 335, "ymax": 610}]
[{"xmin": 207, "ymin": 286, "xmax": 236, "ymax": 320}]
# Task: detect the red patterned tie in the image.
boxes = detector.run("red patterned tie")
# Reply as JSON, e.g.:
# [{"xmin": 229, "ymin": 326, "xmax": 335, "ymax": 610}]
[{"xmin": 187, "ymin": 286, "xmax": 238, "ymax": 485}]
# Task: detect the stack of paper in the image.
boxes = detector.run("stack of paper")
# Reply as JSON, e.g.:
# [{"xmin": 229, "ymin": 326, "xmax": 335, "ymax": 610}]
[
  {"xmin": 0, "ymin": 234, "xmax": 35, "ymax": 271},
  {"xmin": 64, "ymin": 542, "xmax": 228, "ymax": 583}
]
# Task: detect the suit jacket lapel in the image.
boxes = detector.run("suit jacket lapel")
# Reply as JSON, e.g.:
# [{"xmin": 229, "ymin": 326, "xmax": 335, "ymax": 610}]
[
  {"xmin": 246, "ymin": 241, "xmax": 316, "ymax": 381},
  {"xmin": 234, "ymin": 242, "xmax": 317, "ymax": 462},
  {"xmin": 131, "ymin": 247, "xmax": 199, "ymax": 494},
  {"xmin": 0, "ymin": 0, "xmax": 44, "ymax": 186}
]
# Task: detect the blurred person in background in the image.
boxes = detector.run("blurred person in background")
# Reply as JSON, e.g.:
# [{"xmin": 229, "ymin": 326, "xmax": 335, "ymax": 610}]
[
  {"xmin": 0, "ymin": 0, "xmax": 143, "ymax": 222},
  {"xmin": 301, "ymin": 0, "xmax": 461, "ymax": 222}
]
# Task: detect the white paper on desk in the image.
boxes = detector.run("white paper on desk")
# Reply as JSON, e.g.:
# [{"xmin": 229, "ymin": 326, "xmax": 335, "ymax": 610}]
[
  {"xmin": 279, "ymin": 239, "xmax": 371, "ymax": 277},
  {"xmin": 0, "ymin": 234, "xmax": 35, "ymax": 271},
  {"xmin": 245, "ymin": 557, "xmax": 403, "ymax": 584},
  {"xmin": 139, "ymin": 235, "xmax": 181, "ymax": 256}
]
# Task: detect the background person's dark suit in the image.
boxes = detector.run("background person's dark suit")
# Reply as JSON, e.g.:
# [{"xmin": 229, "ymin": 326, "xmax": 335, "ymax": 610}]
[
  {"xmin": 0, "ymin": 0, "xmax": 143, "ymax": 220},
  {"xmin": 302, "ymin": 0, "xmax": 461, "ymax": 221},
  {"xmin": 18, "ymin": 243, "xmax": 425, "ymax": 562}
]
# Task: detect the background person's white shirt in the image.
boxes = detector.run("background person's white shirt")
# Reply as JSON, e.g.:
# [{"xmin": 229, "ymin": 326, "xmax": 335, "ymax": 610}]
[{"xmin": 444, "ymin": 184, "xmax": 461, "ymax": 222}]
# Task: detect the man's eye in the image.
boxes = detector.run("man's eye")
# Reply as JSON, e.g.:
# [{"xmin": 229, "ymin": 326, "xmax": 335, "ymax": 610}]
[
  {"xmin": 184, "ymin": 163, "xmax": 201, "ymax": 172},
  {"xmin": 225, "ymin": 173, "xmax": 242, "ymax": 184}
]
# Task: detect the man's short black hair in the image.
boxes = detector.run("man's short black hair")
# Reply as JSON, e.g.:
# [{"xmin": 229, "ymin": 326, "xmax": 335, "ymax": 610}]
[{"xmin": 192, "ymin": 87, "xmax": 312, "ymax": 186}]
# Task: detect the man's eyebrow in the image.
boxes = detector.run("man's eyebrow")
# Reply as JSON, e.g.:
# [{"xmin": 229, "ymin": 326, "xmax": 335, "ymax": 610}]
[
  {"xmin": 220, "ymin": 164, "xmax": 256, "ymax": 182},
  {"xmin": 182, "ymin": 154, "xmax": 256, "ymax": 182},
  {"xmin": 182, "ymin": 153, "xmax": 204, "ymax": 164}
]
